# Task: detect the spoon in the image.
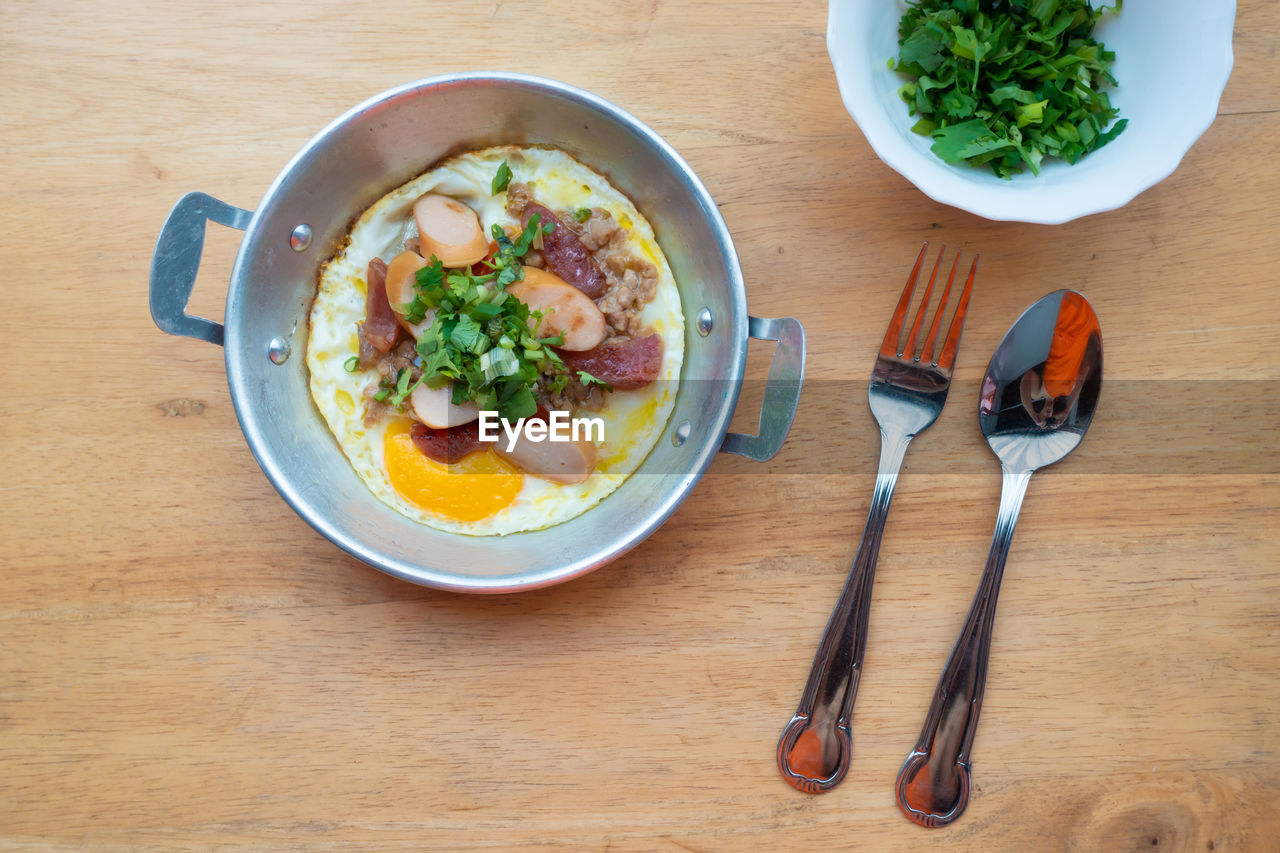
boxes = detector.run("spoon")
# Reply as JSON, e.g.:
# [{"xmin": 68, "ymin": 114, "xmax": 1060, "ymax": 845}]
[{"xmin": 894, "ymin": 289, "xmax": 1102, "ymax": 827}]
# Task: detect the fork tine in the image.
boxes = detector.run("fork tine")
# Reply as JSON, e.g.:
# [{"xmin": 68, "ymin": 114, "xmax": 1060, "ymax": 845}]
[
  {"xmin": 901, "ymin": 248, "xmax": 944, "ymax": 361},
  {"xmin": 920, "ymin": 252, "xmax": 961, "ymax": 365},
  {"xmin": 936, "ymin": 255, "xmax": 978, "ymax": 372},
  {"xmin": 880, "ymin": 243, "xmax": 929, "ymax": 358}
]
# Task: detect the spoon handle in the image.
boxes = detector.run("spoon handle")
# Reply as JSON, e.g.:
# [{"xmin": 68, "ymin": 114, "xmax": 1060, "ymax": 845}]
[
  {"xmin": 895, "ymin": 466, "xmax": 1033, "ymax": 826},
  {"xmin": 777, "ymin": 430, "xmax": 911, "ymax": 793}
]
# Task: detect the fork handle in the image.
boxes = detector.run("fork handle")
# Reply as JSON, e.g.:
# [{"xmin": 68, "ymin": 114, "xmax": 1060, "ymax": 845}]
[
  {"xmin": 777, "ymin": 430, "xmax": 911, "ymax": 793},
  {"xmin": 894, "ymin": 465, "xmax": 1033, "ymax": 826}
]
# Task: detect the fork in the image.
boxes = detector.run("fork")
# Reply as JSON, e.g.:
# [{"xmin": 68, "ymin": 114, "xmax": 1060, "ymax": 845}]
[{"xmin": 777, "ymin": 243, "xmax": 977, "ymax": 793}]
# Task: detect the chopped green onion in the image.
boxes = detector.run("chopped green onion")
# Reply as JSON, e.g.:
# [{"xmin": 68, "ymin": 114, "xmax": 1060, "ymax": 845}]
[
  {"xmin": 480, "ymin": 347, "xmax": 520, "ymax": 383},
  {"xmin": 343, "ymin": 355, "xmax": 360, "ymax": 372}
]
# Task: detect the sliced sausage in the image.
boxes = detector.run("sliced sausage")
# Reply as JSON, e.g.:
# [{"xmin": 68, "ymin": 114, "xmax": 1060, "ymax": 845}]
[
  {"xmin": 414, "ymin": 193, "xmax": 489, "ymax": 268},
  {"xmin": 363, "ymin": 257, "xmax": 399, "ymax": 354},
  {"xmin": 521, "ymin": 203, "xmax": 607, "ymax": 298},
  {"xmin": 384, "ymin": 251, "xmax": 427, "ymax": 311},
  {"xmin": 560, "ymin": 334, "xmax": 663, "ymax": 390},
  {"xmin": 410, "ymin": 382, "xmax": 480, "ymax": 429},
  {"xmin": 410, "ymin": 420, "xmax": 485, "ymax": 464},
  {"xmin": 507, "ymin": 267, "xmax": 607, "ymax": 351},
  {"xmin": 384, "ymin": 250, "xmax": 435, "ymax": 337},
  {"xmin": 492, "ymin": 408, "xmax": 597, "ymax": 484}
]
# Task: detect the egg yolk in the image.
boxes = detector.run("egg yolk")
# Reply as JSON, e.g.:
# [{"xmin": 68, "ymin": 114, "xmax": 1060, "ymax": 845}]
[{"xmin": 382, "ymin": 420, "xmax": 523, "ymax": 522}]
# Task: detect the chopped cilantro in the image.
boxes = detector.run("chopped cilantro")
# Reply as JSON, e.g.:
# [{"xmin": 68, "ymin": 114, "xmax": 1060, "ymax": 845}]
[
  {"xmin": 398, "ymin": 213, "xmax": 570, "ymax": 420},
  {"xmin": 577, "ymin": 371, "xmax": 614, "ymax": 393},
  {"xmin": 573, "ymin": 207, "xmax": 592, "ymax": 223},
  {"xmin": 491, "ymin": 160, "xmax": 512, "ymax": 195},
  {"xmin": 889, "ymin": 0, "xmax": 1125, "ymax": 178},
  {"xmin": 386, "ymin": 367, "xmax": 422, "ymax": 408},
  {"xmin": 400, "ymin": 256, "xmax": 443, "ymax": 325}
]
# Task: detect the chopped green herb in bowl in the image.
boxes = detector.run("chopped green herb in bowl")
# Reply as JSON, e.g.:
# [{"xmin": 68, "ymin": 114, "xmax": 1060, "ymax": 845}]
[
  {"xmin": 828, "ymin": 0, "xmax": 1235, "ymax": 222},
  {"xmin": 890, "ymin": 0, "xmax": 1125, "ymax": 179}
]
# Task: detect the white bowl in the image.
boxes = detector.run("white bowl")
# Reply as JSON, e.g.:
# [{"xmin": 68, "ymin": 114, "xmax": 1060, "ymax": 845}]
[{"xmin": 827, "ymin": 0, "xmax": 1236, "ymax": 224}]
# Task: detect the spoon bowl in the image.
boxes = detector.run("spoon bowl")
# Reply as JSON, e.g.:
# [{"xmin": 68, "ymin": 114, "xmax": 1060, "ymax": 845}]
[
  {"xmin": 895, "ymin": 290, "xmax": 1102, "ymax": 827},
  {"xmin": 980, "ymin": 290, "xmax": 1103, "ymax": 470}
]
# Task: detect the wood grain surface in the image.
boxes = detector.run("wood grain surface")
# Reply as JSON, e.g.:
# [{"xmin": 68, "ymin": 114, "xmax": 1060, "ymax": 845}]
[{"xmin": 3, "ymin": 1, "xmax": 1278, "ymax": 850}]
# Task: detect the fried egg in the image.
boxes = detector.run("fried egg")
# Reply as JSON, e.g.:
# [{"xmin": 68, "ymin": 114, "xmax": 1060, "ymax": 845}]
[{"xmin": 307, "ymin": 146, "xmax": 684, "ymax": 536}]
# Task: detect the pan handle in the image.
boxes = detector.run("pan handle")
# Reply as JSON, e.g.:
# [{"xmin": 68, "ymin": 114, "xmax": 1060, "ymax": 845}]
[
  {"xmin": 721, "ymin": 315, "xmax": 806, "ymax": 461},
  {"xmin": 149, "ymin": 192, "xmax": 252, "ymax": 347}
]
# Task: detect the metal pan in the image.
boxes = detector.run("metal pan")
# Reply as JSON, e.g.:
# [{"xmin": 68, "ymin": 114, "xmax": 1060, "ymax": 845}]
[{"xmin": 150, "ymin": 73, "xmax": 804, "ymax": 592}]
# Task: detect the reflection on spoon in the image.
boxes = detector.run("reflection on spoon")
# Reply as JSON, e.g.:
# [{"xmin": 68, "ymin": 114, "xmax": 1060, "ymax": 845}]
[{"xmin": 895, "ymin": 290, "xmax": 1102, "ymax": 827}]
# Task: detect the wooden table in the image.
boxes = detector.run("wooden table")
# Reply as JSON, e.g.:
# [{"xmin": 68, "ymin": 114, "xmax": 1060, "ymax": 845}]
[{"xmin": 4, "ymin": 1, "xmax": 1277, "ymax": 849}]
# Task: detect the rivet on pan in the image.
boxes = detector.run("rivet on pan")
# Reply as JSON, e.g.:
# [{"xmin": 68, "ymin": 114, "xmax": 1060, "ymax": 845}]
[
  {"xmin": 267, "ymin": 337, "xmax": 291, "ymax": 364},
  {"xmin": 672, "ymin": 420, "xmax": 691, "ymax": 447},
  {"xmin": 696, "ymin": 308, "xmax": 713, "ymax": 337},
  {"xmin": 290, "ymin": 224, "xmax": 312, "ymax": 252}
]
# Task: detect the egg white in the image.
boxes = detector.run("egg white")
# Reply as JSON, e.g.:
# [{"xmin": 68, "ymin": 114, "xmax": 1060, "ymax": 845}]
[{"xmin": 307, "ymin": 146, "xmax": 684, "ymax": 536}]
